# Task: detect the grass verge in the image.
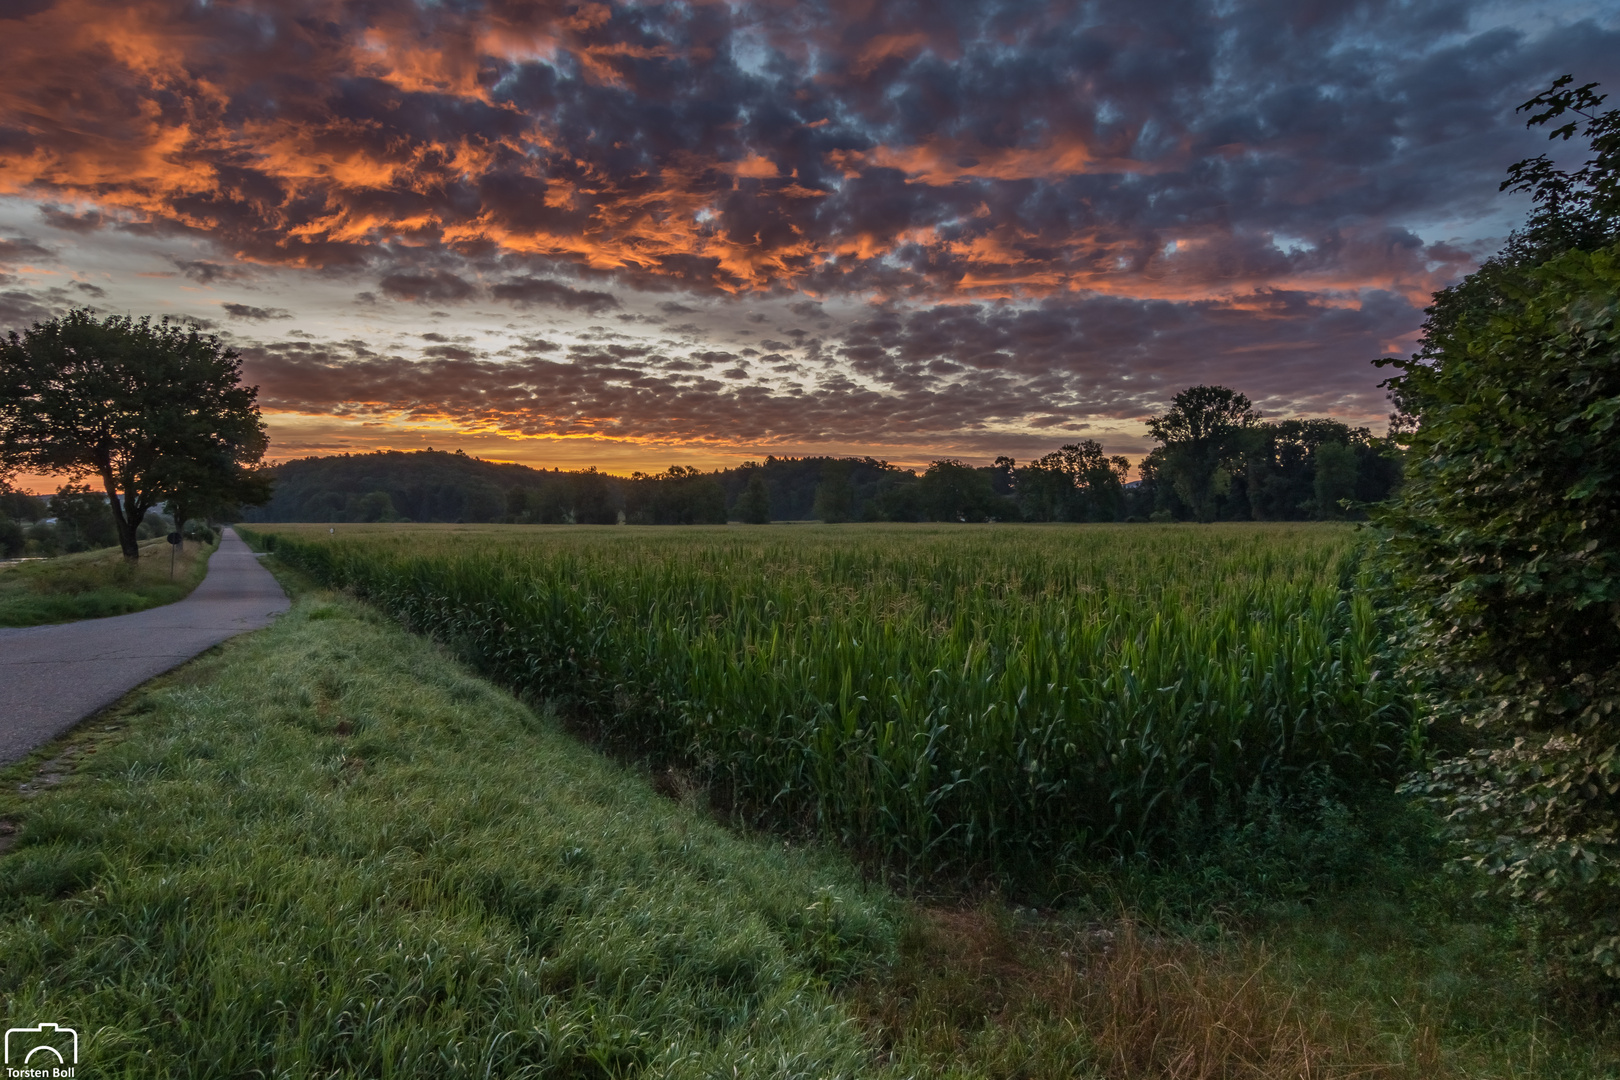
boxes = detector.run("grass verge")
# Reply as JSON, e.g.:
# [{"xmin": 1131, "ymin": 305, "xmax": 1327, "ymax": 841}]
[
  {"xmin": 0, "ymin": 536, "xmax": 216, "ymax": 626},
  {"xmin": 0, "ymin": 576, "xmax": 895, "ymax": 1078}
]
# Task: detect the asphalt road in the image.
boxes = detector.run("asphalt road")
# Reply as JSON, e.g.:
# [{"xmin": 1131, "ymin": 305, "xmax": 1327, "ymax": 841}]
[{"xmin": 0, "ymin": 527, "xmax": 289, "ymax": 765}]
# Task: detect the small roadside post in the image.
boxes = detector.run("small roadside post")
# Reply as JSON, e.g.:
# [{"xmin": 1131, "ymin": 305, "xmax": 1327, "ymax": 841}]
[{"xmin": 168, "ymin": 529, "xmax": 181, "ymax": 581}]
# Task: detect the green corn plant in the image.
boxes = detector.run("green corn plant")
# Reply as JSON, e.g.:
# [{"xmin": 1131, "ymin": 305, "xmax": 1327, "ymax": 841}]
[{"xmin": 240, "ymin": 523, "xmax": 1414, "ymax": 880}]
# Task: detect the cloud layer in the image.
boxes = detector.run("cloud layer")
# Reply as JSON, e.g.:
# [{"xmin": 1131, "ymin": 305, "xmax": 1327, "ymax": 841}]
[{"xmin": 2, "ymin": 0, "xmax": 1617, "ymax": 465}]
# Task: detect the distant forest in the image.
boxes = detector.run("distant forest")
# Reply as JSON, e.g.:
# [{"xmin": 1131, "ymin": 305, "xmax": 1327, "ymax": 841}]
[{"xmin": 239, "ymin": 403, "xmax": 1402, "ymax": 525}]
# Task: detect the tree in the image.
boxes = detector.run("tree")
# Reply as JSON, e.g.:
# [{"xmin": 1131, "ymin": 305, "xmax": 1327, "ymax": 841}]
[
  {"xmin": 1238, "ymin": 419, "xmax": 1400, "ymax": 521},
  {"xmin": 1146, "ymin": 386, "xmax": 1259, "ymax": 522},
  {"xmin": 1385, "ymin": 244, "xmax": 1620, "ymax": 986},
  {"xmin": 919, "ymin": 459, "xmax": 998, "ymax": 522},
  {"xmin": 1389, "ymin": 76, "xmax": 1620, "ymax": 433},
  {"xmin": 1010, "ymin": 441, "xmax": 1130, "ymax": 522},
  {"xmin": 459, "ymin": 478, "xmax": 507, "ymax": 523},
  {"xmin": 1012, "ymin": 454, "xmax": 1074, "ymax": 521},
  {"xmin": 989, "ymin": 455, "xmax": 1017, "ymax": 497},
  {"xmin": 734, "ymin": 469, "xmax": 771, "ymax": 524},
  {"xmin": 155, "ymin": 440, "xmax": 273, "ymax": 536},
  {"xmin": 874, "ymin": 472, "xmax": 923, "ymax": 522},
  {"xmin": 1377, "ymin": 77, "xmax": 1620, "ymax": 986},
  {"xmin": 812, "ymin": 460, "xmax": 855, "ymax": 523},
  {"xmin": 0, "ymin": 481, "xmax": 43, "ymax": 525},
  {"xmin": 0, "ymin": 309, "xmax": 269, "ymax": 559},
  {"xmin": 48, "ymin": 484, "xmax": 120, "ymax": 551},
  {"xmin": 626, "ymin": 466, "xmax": 727, "ymax": 525},
  {"xmin": 1065, "ymin": 440, "xmax": 1131, "ymax": 521},
  {"xmin": 0, "ymin": 477, "xmax": 28, "ymax": 557},
  {"xmin": 569, "ymin": 468, "xmax": 619, "ymax": 524},
  {"xmin": 1309, "ymin": 441, "xmax": 1358, "ymax": 520},
  {"xmin": 1499, "ymin": 75, "xmax": 1620, "ymax": 256},
  {"xmin": 349, "ymin": 491, "xmax": 402, "ymax": 523}
]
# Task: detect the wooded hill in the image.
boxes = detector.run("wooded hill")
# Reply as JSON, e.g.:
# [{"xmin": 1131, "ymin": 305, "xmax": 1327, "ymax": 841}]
[{"xmin": 236, "ymin": 450, "xmax": 911, "ymax": 525}]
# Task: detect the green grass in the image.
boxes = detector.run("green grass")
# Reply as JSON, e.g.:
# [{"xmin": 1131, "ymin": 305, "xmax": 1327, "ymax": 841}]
[
  {"xmin": 242, "ymin": 522, "xmax": 1413, "ymax": 882},
  {"xmin": 0, "ymin": 536, "xmax": 216, "ymax": 626},
  {"xmin": 1, "ymin": 550, "xmax": 1613, "ymax": 1077},
  {"xmin": 0, "ymin": 576, "xmax": 897, "ymax": 1078}
]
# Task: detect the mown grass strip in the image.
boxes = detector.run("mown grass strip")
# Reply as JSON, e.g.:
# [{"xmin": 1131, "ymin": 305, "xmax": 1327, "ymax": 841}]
[
  {"xmin": 0, "ymin": 536, "xmax": 216, "ymax": 627},
  {"xmin": 0, "ymin": 584, "xmax": 896, "ymax": 1078}
]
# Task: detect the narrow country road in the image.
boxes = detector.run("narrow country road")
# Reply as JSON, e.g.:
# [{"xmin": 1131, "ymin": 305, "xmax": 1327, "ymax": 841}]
[{"xmin": 0, "ymin": 527, "xmax": 289, "ymax": 765}]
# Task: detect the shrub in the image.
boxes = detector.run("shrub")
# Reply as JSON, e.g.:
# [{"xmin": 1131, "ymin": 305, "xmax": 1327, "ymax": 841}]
[
  {"xmin": 183, "ymin": 521, "xmax": 217, "ymax": 543},
  {"xmin": 1377, "ymin": 245, "xmax": 1620, "ymax": 985}
]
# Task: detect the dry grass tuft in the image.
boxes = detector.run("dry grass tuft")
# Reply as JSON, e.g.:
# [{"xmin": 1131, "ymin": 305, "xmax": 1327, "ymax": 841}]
[
  {"xmin": 1082, "ymin": 919, "xmax": 1442, "ymax": 1079},
  {"xmin": 854, "ymin": 907, "xmax": 1445, "ymax": 1079}
]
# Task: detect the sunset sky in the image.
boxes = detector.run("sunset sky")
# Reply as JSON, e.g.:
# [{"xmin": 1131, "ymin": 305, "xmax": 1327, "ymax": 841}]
[{"xmin": 3, "ymin": 0, "xmax": 1618, "ymax": 486}]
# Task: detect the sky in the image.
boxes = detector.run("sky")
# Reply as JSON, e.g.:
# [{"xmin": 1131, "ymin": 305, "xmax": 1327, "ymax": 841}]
[{"xmin": 2, "ymin": 0, "xmax": 1618, "ymax": 487}]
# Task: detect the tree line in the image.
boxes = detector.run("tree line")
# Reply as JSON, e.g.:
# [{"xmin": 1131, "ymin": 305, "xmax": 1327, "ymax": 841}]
[
  {"xmin": 0, "ymin": 316, "xmax": 1397, "ymax": 537},
  {"xmin": 8, "ymin": 395, "xmax": 1401, "ymax": 544},
  {"xmin": 239, "ymin": 400, "xmax": 1399, "ymax": 527}
]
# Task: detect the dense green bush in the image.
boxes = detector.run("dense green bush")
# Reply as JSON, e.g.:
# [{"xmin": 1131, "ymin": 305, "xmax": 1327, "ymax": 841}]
[
  {"xmin": 1379, "ymin": 246, "xmax": 1620, "ymax": 984},
  {"xmin": 1376, "ymin": 76, "xmax": 1620, "ymax": 988}
]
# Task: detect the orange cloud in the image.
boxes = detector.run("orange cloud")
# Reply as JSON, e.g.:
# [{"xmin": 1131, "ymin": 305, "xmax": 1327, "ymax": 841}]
[{"xmin": 0, "ymin": 0, "xmax": 1494, "ymax": 322}]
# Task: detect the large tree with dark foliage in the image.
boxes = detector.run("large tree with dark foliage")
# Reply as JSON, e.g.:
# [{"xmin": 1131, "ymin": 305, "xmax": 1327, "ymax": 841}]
[
  {"xmin": 47, "ymin": 485, "xmax": 120, "ymax": 550},
  {"xmin": 0, "ymin": 478, "xmax": 39, "ymax": 557},
  {"xmin": 1011, "ymin": 440, "xmax": 1131, "ymax": 522},
  {"xmin": 811, "ymin": 459, "xmax": 856, "ymax": 523},
  {"xmin": 918, "ymin": 459, "xmax": 1003, "ymax": 522},
  {"xmin": 0, "ymin": 310, "xmax": 268, "ymax": 559},
  {"xmin": 1146, "ymin": 385, "xmax": 1260, "ymax": 522},
  {"xmin": 1380, "ymin": 76, "xmax": 1620, "ymax": 986},
  {"xmin": 1241, "ymin": 419, "xmax": 1401, "ymax": 521},
  {"xmin": 154, "ymin": 435, "xmax": 274, "ymax": 536},
  {"xmin": 734, "ymin": 467, "xmax": 771, "ymax": 524},
  {"xmin": 625, "ymin": 466, "xmax": 727, "ymax": 525}
]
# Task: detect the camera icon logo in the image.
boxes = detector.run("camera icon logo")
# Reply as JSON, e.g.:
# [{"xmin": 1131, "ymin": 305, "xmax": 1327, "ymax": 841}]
[{"xmin": 4, "ymin": 1022, "xmax": 78, "ymax": 1067}]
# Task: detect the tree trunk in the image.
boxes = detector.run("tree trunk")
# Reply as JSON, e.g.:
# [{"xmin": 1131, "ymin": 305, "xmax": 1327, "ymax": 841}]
[{"xmin": 96, "ymin": 461, "xmax": 143, "ymax": 561}]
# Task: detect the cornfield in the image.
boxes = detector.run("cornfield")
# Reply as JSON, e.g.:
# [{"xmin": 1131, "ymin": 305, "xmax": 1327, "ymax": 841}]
[{"xmin": 243, "ymin": 523, "xmax": 1411, "ymax": 876}]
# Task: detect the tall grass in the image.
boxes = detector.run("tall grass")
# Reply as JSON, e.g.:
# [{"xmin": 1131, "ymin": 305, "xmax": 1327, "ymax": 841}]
[
  {"xmin": 0, "ymin": 536, "xmax": 216, "ymax": 626},
  {"xmin": 244, "ymin": 524, "xmax": 1412, "ymax": 879}
]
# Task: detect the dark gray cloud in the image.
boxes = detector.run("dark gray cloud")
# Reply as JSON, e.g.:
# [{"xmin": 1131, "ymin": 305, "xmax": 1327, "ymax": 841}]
[
  {"xmin": 174, "ymin": 259, "xmax": 249, "ymax": 284},
  {"xmin": 491, "ymin": 276, "xmax": 619, "ymax": 312},
  {"xmin": 0, "ymin": 285, "xmax": 56, "ymax": 329},
  {"xmin": 222, "ymin": 302, "xmax": 292, "ymax": 320},
  {"xmin": 378, "ymin": 271, "xmax": 477, "ymax": 304},
  {"xmin": 37, "ymin": 204, "xmax": 103, "ymax": 233},
  {"xmin": 0, "ymin": 237, "xmax": 53, "ymax": 263}
]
